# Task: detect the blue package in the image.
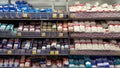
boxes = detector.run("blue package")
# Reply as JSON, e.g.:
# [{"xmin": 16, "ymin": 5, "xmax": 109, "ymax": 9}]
[
  {"xmin": 8, "ymin": 4, "xmax": 14, "ymax": 8},
  {"xmin": 21, "ymin": 1, "xmax": 27, "ymax": 4},
  {"xmin": 9, "ymin": 7, "xmax": 17, "ymax": 12},
  {"xmin": 46, "ymin": 8, "xmax": 52, "ymax": 13},
  {"xmin": 15, "ymin": 1, "xmax": 21, "ymax": 5},
  {"xmin": 14, "ymin": 40, "xmax": 21, "ymax": 49},
  {"xmin": 17, "ymin": 8, "xmax": 22, "ymax": 12},
  {"xmin": 0, "ymin": 5, "xmax": 3, "ymax": 12},
  {"xmin": 29, "ymin": 9, "xmax": 36, "ymax": 13},
  {"xmin": 24, "ymin": 9, "xmax": 29, "ymax": 13},
  {"xmin": 85, "ymin": 61, "xmax": 92, "ymax": 68},
  {"xmin": 40, "ymin": 9, "xmax": 46, "ymax": 12},
  {"xmin": 21, "ymin": 6, "xmax": 28, "ymax": 11},
  {"xmin": 91, "ymin": 60, "xmax": 97, "ymax": 68},
  {"xmin": 69, "ymin": 59, "xmax": 74, "ymax": 64},
  {"xmin": 3, "ymin": 4, "xmax": 9, "ymax": 12},
  {"xmin": 103, "ymin": 58, "xmax": 110, "ymax": 68},
  {"xmin": 109, "ymin": 61, "xmax": 114, "ymax": 68},
  {"xmin": 15, "ymin": 0, "xmax": 27, "ymax": 5},
  {"xmin": 35, "ymin": 9, "xmax": 40, "ymax": 13},
  {"xmin": 97, "ymin": 59, "xmax": 104, "ymax": 67},
  {"xmin": 0, "ymin": 5, "xmax": 4, "ymax": 18}
]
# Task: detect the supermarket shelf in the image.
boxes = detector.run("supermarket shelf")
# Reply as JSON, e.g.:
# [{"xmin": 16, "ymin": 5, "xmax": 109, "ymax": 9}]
[
  {"xmin": 1, "ymin": 12, "xmax": 120, "ymax": 20},
  {"xmin": 0, "ymin": 49, "xmax": 68, "ymax": 56},
  {"xmin": 0, "ymin": 32, "xmax": 69, "ymax": 38},
  {"xmin": 70, "ymin": 50, "xmax": 120, "ymax": 56},
  {"xmin": 0, "ymin": 19, "xmax": 69, "ymax": 21},
  {"xmin": 0, "ymin": 36, "xmax": 69, "ymax": 38},
  {"xmin": 70, "ymin": 32, "xmax": 120, "ymax": 39},
  {"xmin": 1, "ymin": 32, "xmax": 120, "ymax": 39},
  {"xmin": 0, "ymin": 12, "xmax": 68, "ymax": 20},
  {"xmin": 0, "ymin": 53, "xmax": 68, "ymax": 56},
  {"xmin": 1, "ymin": 67, "xmax": 20, "ymax": 68},
  {"xmin": 70, "ymin": 12, "xmax": 120, "ymax": 20}
]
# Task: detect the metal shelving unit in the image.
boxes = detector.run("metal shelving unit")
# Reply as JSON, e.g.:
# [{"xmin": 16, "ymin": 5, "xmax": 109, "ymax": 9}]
[
  {"xmin": 0, "ymin": 49, "xmax": 69, "ymax": 56},
  {"xmin": 0, "ymin": 0, "xmax": 120, "ymax": 56}
]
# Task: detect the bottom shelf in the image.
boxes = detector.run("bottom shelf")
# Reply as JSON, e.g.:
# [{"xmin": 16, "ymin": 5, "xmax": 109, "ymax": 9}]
[{"xmin": 0, "ymin": 55, "xmax": 120, "ymax": 68}]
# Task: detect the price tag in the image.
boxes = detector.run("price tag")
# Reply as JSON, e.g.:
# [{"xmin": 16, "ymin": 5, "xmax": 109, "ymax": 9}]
[
  {"xmin": 17, "ymin": 32, "xmax": 22, "ymax": 37},
  {"xmin": 55, "ymin": 51, "xmax": 59, "ymax": 55},
  {"xmin": 41, "ymin": 33, "xmax": 46, "ymax": 37},
  {"xmin": 59, "ymin": 13, "xmax": 64, "ymax": 18},
  {"xmin": 70, "ymin": 14, "xmax": 75, "ymax": 18},
  {"xmin": 50, "ymin": 51, "xmax": 54, "ymax": 55},
  {"xmin": 32, "ymin": 51, "xmax": 37, "ymax": 55},
  {"xmin": 7, "ymin": 50, "xmax": 12, "ymax": 55},
  {"xmin": 23, "ymin": 14, "xmax": 28, "ymax": 18},
  {"xmin": 58, "ymin": 33, "xmax": 63, "ymax": 37},
  {"xmin": 52, "ymin": 13, "xmax": 57, "ymax": 18}
]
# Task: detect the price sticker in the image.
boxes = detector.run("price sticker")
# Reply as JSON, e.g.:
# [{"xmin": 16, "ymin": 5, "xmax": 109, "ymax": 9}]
[
  {"xmin": 41, "ymin": 33, "xmax": 46, "ymax": 37},
  {"xmin": 7, "ymin": 50, "xmax": 12, "ymax": 55},
  {"xmin": 70, "ymin": 14, "xmax": 75, "ymax": 18},
  {"xmin": 58, "ymin": 33, "xmax": 63, "ymax": 37},
  {"xmin": 32, "ymin": 51, "xmax": 37, "ymax": 55},
  {"xmin": 55, "ymin": 51, "xmax": 59, "ymax": 55},
  {"xmin": 59, "ymin": 13, "xmax": 64, "ymax": 18},
  {"xmin": 50, "ymin": 51, "xmax": 54, "ymax": 55},
  {"xmin": 52, "ymin": 13, "xmax": 57, "ymax": 18},
  {"xmin": 23, "ymin": 13, "xmax": 28, "ymax": 18},
  {"xmin": 17, "ymin": 32, "xmax": 22, "ymax": 37}
]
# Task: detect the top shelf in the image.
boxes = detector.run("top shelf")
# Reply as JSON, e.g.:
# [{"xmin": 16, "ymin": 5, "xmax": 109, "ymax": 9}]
[{"xmin": 1, "ymin": 0, "xmax": 120, "ymax": 20}]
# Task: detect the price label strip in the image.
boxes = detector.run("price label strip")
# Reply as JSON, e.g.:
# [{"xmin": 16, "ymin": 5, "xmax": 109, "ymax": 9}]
[
  {"xmin": 58, "ymin": 33, "xmax": 63, "ymax": 37},
  {"xmin": 7, "ymin": 50, "xmax": 12, "ymax": 55},
  {"xmin": 52, "ymin": 13, "xmax": 57, "ymax": 18},
  {"xmin": 70, "ymin": 13, "xmax": 75, "ymax": 18},
  {"xmin": 59, "ymin": 13, "xmax": 64, "ymax": 18},
  {"xmin": 17, "ymin": 32, "xmax": 22, "ymax": 37},
  {"xmin": 41, "ymin": 33, "xmax": 46, "ymax": 37},
  {"xmin": 55, "ymin": 51, "xmax": 59, "ymax": 55},
  {"xmin": 50, "ymin": 51, "xmax": 55, "ymax": 55},
  {"xmin": 23, "ymin": 13, "xmax": 28, "ymax": 18},
  {"xmin": 32, "ymin": 51, "xmax": 37, "ymax": 55}
]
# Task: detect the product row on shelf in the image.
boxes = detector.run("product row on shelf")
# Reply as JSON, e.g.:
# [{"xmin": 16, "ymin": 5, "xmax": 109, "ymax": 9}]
[
  {"xmin": 69, "ymin": 2, "xmax": 120, "ymax": 19},
  {"xmin": 0, "ymin": 0, "xmax": 66, "ymax": 19},
  {"xmin": 70, "ymin": 39, "xmax": 120, "ymax": 55},
  {"xmin": 71, "ymin": 39, "xmax": 120, "ymax": 51},
  {"xmin": 1, "ymin": 1, "xmax": 120, "ymax": 19},
  {"xmin": 0, "ymin": 38, "xmax": 69, "ymax": 55},
  {"xmin": 69, "ymin": 2, "xmax": 120, "ymax": 12},
  {"xmin": 0, "ymin": 56, "xmax": 120, "ymax": 68},
  {"xmin": 0, "ymin": 21, "xmax": 120, "ymax": 38},
  {"xmin": 5, "ymin": 21, "xmax": 120, "ymax": 33},
  {"xmin": 0, "ymin": 38, "xmax": 120, "ymax": 55},
  {"xmin": 2, "ymin": 0, "xmax": 120, "ymax": 13},
  {"xmin": 0, "ymin": 56, "xmax": 68, "ymax": 68}
]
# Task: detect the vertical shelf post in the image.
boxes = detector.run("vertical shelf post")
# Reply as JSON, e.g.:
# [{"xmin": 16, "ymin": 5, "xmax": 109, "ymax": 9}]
[
  {"xmin": 8, "ymin": 0, "xmax": 11, "ymax": 4},
  {"xmin": 51, "ymin": 0, "xmax": 55, "ymax": 11},
  {"xmin": 66, "ymin": 0, "xmax": 69, "ymax": 18},
  {"xmin": 66, "ymin": 0, "xmax": 69, "ymax": 13}
]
